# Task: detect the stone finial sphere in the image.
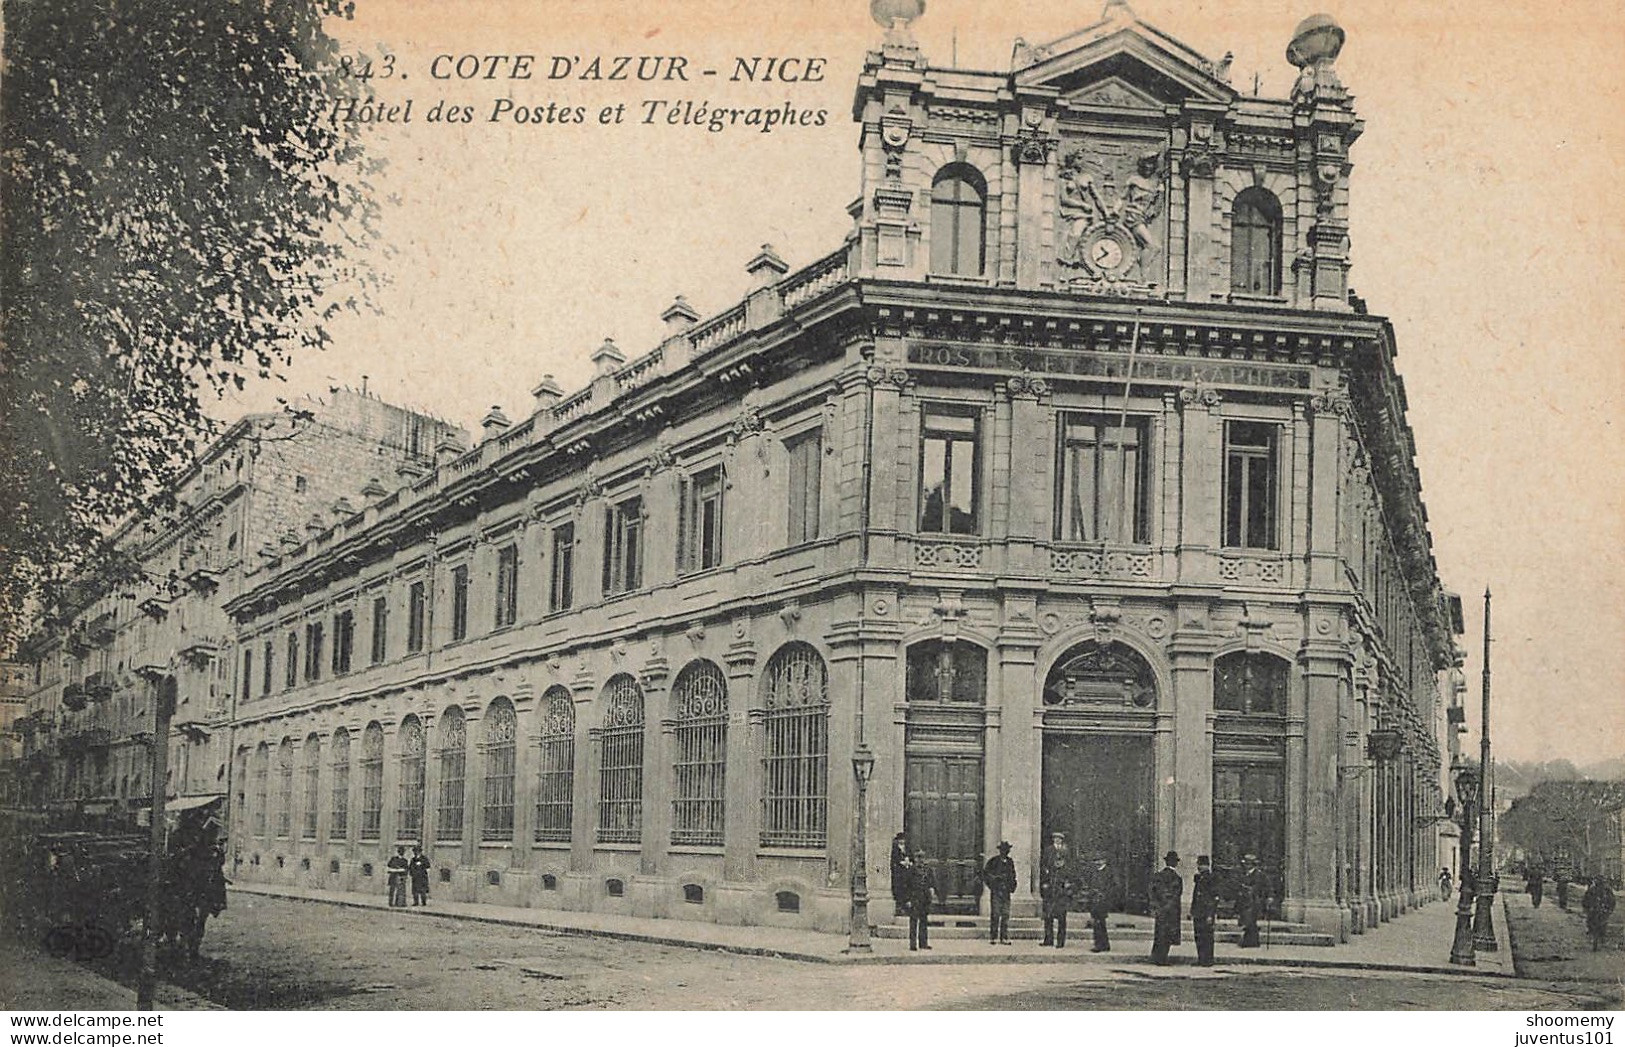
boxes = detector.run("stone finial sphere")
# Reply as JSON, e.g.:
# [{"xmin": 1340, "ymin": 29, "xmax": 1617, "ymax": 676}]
[
  {"xmin": 871, "ymin": 0, "xmax": 926, "ymax": 29},
  {"xmin": 1286, "ymin": 13, "xmax": 1345, "ymax": 68}
]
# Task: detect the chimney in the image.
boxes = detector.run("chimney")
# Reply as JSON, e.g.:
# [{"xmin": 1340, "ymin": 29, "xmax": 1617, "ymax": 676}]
[
  {"xmin": 745, "ymin": 244, "xmax": 789, "ymax": 289},
  {"xmin": 481, "ymin": 405, "xmax": 511, "ymax": 442}
]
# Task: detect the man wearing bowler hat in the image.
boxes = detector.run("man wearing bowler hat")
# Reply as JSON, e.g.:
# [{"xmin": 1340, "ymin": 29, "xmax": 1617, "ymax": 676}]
[
  {"xmin": 1040, "ymin": 832, "xmax": 1076, "ymax": 948},
  {"xmin": 982, "ymin": 841, "xmax": 1017, "ymax": 945},
  {"xmin": 1237, "ymin": 853, "xmax": 1264, "ymax": 948},
  {"xmin": 1086, "ymin": 856, "xmax": 1112, "ymax": 952},
  {"xmin": 1191, "ymin": 855, "xmax": 1218, "ymax": 966},
  {"xmin": 1149, "ymin": 850, "xmax": 1183, "ymax": 965}
]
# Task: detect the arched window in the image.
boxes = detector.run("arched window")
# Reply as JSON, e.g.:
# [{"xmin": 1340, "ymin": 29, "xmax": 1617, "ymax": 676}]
[
  {"xmin": 671, "ymin": 660, "xmax": 727, "ymax": 847},
  {"xmin": 252, "ymin": 742, "xmax": 269, "ymax": 837},
  {"xmin": 302, "ymin": 734, "xmax": 321, "ymax": 840},
  {"xmin": 534, "ymin": 686, "xmax": 575, "ymax": 844},
  {"xmin": 482, "ymin": 698, "xmax": 517, "ymax": 842},
  {"xmin": 905, "ymin": 641, "xmax": 988, "ymax": 704},
  {"xmin": 597, "ymin": 675, "xmax": 644, "ymax": 844},
  {"xmin": 760, "ymin": 643, "xmax": 830, "ymax": 848},
  {"xmin": 397, "ymin": 716, "xmax": 425, "ymax": 842},
  {"xmin": 437, "ymin": 707, "xmax": 466, "ymax": 842},
  {"xmin": 1230, "ymin": 188, "xmax": 1282, "ymax": 295},
  {"xmin": 930, "ymin": 165, "xmax": 987, "ymax": 276},
  {"xmin": 276, "ymin": 738, "xmax": 294, "ymax": 838},
  {"xmin": 329, "ymin": 729, "xmax": 350, "ymax": 841},
  {"xmin": 233, "ymin": 747, "xmax": 248, "ymax": 832},
  {"xmin": 1213, "ymin": 652, "xmax": 1290, "ymax": 715},
  {"xmin": 360, "ymin": 722, "xmax": 384, "ymax": 841}
]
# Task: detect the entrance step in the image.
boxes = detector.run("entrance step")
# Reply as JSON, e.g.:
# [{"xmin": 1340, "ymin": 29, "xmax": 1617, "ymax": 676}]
[
  {"xmin": 874, "ymin": 914, "xmax": 1334, "ymax": 947},
  {"xmin": 871, "ymin": 922, "xmax": 1336, "ymax": 947}
]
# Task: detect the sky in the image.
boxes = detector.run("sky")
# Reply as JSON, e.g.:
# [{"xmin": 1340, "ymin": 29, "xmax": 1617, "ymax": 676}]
[{"xmin": 220, "ymin": 0, "xmax": 1625, "ymax": 766}]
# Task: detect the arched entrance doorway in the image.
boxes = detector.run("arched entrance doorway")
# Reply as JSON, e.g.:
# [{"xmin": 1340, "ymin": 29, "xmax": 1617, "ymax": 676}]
[
  {"xmin": 903, "ymin": 640, "xmax": 987, "ymax": 913},
  {"xmin": 1041, "ymin": 641, "xmax": 1157, "ymax": 914}
]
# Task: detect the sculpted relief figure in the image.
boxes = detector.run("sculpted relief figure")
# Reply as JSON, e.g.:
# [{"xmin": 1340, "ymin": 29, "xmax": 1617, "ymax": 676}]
[{"xmin": 1056, "ymin": 144, "xmax": 1166, "ymax": 288}]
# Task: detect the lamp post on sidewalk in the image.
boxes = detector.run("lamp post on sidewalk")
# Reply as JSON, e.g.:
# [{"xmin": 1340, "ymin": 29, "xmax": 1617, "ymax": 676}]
[
  {"xmin": 1448, "ymin": 760, "xmax": 1479, "ymax": 966},
  {"xmin": 847, "ymin": 744, "xmax": 876, "ymax": 953},
  {"xmin": 1471, "ymin": 588, "xmax": 1499, "ymax": 951}
]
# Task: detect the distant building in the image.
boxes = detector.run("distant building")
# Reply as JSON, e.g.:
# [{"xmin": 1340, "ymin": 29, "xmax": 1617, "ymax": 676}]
[
  {"xmin": 0, "ymin": 662, "xmax": 31, "ymax": 806},
  {"xmin": 218, "ymin": 3, "xmax": 1457, "ymax": 941},
  {"xmin": 13, "ymin": 389, "xmax": 464, "ymax": 822}
]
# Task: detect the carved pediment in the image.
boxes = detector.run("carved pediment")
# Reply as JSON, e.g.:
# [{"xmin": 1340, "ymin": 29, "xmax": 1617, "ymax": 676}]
[{"xmin": 1016, "ymin": 21, "xmax": 1236, "ymax": 108}]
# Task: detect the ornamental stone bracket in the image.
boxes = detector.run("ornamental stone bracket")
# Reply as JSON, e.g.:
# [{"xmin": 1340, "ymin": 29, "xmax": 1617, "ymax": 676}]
[
  {"xmin": 1177, "ymin": 379, "xmax": 1222, "ymax": 413},
  {"xmin": 1005, "ymin": 374, "xmax": 1050, "ymax": 400},
  {"xmin": 1012, "ymin": 128, "xmax": 1055, "ymax": 166},
  {"xmin": 865, "ymin": 365, "xmax": 911, "ymax": 390}
]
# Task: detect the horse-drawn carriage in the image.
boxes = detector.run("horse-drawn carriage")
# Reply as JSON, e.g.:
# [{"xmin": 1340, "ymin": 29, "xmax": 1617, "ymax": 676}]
[{"xmin": 1, "ymin": 798, "xmax": 228, "ymax": 964}]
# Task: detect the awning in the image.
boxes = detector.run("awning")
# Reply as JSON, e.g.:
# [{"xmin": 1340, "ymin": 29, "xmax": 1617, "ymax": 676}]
[{"xmin": 165, "ymin": 794, "xmax": 226, "ymax": 813}]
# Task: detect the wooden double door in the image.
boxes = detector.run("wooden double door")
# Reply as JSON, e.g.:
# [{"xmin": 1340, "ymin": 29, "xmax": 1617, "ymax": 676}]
[{"xmin": 1041, "ymin": 733, "xmax": 1155, "ymax": 914}]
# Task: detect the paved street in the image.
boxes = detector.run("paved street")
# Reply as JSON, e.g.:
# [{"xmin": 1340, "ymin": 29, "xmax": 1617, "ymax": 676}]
[
  {"xmin": 1503, "ymin": 887, "xmax": 1624, "ymax": 986},
  {"xmin": 8, "ymin": 892, "xmax": 1616, "ymax": 1011}
]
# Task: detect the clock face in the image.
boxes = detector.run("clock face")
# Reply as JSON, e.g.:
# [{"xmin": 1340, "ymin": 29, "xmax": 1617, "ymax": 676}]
[{"xmin": 1089, "ymin": 237, "xmax": 1125, "ymax": 271}]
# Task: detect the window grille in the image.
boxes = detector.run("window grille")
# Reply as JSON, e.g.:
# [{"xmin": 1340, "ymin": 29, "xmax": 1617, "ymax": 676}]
[
  {"xmin": 481, "ymin": 699, "xmax": 517, "ymax": 842},
  {"xmin": 360, "ymin": 722, "xmax": 384, "ymax": 841},
  {"xmin": 397, "ymin": 716, "xmax": 425, "ymax": 841},
  {"xmin": 302, "ymin": 734, "xmax": 321, "ymax": 840},
  {"xmin": 671, "ymin": 660, "xmax": 727, "ymax": 847},
  {"xmin": 276, "ymin": 739, "xmax": 294, "ymax": 838},
  {"xmin": 534, "ymin": 686, "xmax": 575, "ymax": 843},
  {"xmin": 785, "ymin": 430, "xmax": 822, "ymax": 545},
  {"xmin": 1213, "ymin": 652, "xmax": 1290, "ymax": 715},
  {"xmin": 760, "ymin": 643, "xmax": 830, "ymax": 848},
  {"xmin": 252, "ymin": 743, "xmax": 269, "ymax": 837},
  {"xmin": 329, "ymin": 729, "xmax": 350, "ymax": 841},
  {"xmin": 437, "ymin": 708, "xmax": 466, "ymax": 842},
  {"xmin": 596, "ymin": 674, "xmax": 644, "ymax": 844}
]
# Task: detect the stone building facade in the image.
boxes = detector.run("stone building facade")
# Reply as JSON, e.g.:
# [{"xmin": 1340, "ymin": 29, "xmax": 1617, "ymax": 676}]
[
  {"xmin": 14, "ymin": 390, "xmax": 463, "ymax": 820},
  {"xmin": 221, "ymin": 3, "xmax": 1455, "ymax": 940}
]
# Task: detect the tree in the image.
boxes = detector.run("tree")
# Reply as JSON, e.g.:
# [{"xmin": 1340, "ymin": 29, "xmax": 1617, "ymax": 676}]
[
  {"xmin": 1502, "ymin": 780, "xmax": 1625, "ymax": 877},
  {"xmin": 0, "ymin": 0, "xmax": 377, "ymax": 647}
]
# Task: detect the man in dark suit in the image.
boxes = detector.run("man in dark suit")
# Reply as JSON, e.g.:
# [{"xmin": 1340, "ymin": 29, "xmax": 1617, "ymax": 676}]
[
  {"xmin": 1040, "ymin": 832, "xmax": 1076, "ymax": 948},
  {"xmin": 982, "ymin": 841, "xmax": 1017, "ymax": 945},
  {"xmin": 1237, "ymin": 853, "xmax": 1264, "ymax": 948},
  {"xmin": 1191, "ymin": 854, "xmax": 1218, "ymax": 966},
  {"xmin": 1149, "ymin": 850, "xmax": 1183, "ymax": 965},
  {"xmin": 1086, "ymin": 856, "xmax": 1112, "ymax": 952},
  {"xmin": 890, "ymin": 832, "xmax": 909, "ymax": 916},
  {"xmin": 906, "ymin": 850, "xmax": 937, "ymax": 951}
]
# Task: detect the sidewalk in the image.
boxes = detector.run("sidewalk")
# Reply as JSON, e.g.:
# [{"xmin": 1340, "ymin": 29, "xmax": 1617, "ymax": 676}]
[
  {"xmin": 231, "ymin": 882, "xmax": 1516, "ymax": 977},
  {"xmin": 0, "ymin": 935, "xmax": 218, "ymax": 1011}
]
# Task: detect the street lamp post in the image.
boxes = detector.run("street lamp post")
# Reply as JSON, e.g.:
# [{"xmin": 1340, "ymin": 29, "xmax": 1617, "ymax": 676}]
[
  {"xmin": 1471, "ymin": 588, "xmax": 1499, "ymax": 951},
  {"xmin": 1448, "ymin": 760, "xmax": 1479, "ymax": 966},
  {"xmin": 847, "ymin": 745, "xmax": 877, "ymax": 953}
]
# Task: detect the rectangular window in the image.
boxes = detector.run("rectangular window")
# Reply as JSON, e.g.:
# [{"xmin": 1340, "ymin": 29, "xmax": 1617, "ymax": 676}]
[
  {"xmin": 495, "ymin": 544, "xmax": 519, "ymax": 629},
  {"xmin": 919, "ymin": 409, "xmax": 981, "ymax": 535},
  {"xmin": 785, "ymin": 430, "xmax": 822, "ymax": 545},
  {"xmin": 549, "ymin": 525, "xmax": 575, "ymax": 612},
  {"xmin": 602, "ymin": 497, "xmax": 644, "ymax": 596},
  {"xmin": 407, "ymin": 581, "xmax": 427, "ymax": 654},
  {"xmin": 1223, "ymin": 421, "xmax": 1279, "ymax": 549},
  {"xmin": 678, "ymin": 469, "xmax": 724, "ymax": 574},
  {"xmin": 370, "ymin": 596, "xmax": 388, "ymax": 665},
  {"xmin": 331, "ymin": 610, "xmax": 354, "ymax": 676},
  {"xmin": 285, "ymin": 633, "xmax": 299, "ymax": 690},
  {"xmin": 303, "ymin": 622, "xmax": 324, "ymax": 683},
  {"xmin": 1056, "ymin": 414, "xmax": 1149, "ymax": 544},
  {"xmin": 261, "ymin": 640, "xmax": 273, "ymax": 696},
  {"xmin": 241, "ymin": 649, "xmax": 253, "ymax": 703},
  {"xmin": 450, "ymin": 564, "xmax": 469, "ymax": 642}
]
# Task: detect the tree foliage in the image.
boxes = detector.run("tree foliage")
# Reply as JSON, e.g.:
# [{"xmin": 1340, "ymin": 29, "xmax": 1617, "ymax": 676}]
[
  {"xmin": 0, "ymin": 0, "xmax": 376, "ymax": 648},
  {"xmin": 1502, "ymin": 780, "xmax": 1625, "ymax": 873}
]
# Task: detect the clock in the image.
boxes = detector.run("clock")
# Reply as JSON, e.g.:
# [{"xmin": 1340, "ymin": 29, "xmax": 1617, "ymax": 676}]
[{"xmin": 1088, "ymin": 236, "xmax": 1125, "ymax": 272}]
